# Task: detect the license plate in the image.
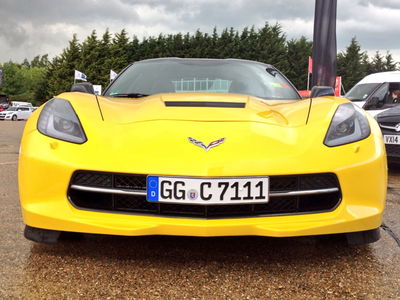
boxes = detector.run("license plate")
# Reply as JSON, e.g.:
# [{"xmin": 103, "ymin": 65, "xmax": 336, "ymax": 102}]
[
  {"xmin": 384, "ymin": 135, "xmax": 400, "ymax": 145},
  {"xmin": 146, "ymin": 176, "xmax": 269, "ymax": 205}
]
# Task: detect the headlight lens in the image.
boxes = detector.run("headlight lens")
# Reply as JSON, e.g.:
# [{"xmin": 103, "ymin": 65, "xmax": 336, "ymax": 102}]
[
  {"xmin": 324, "ymin": 102, "xmax": 370, "ymax": 147},
  {"xmin": 38, "ymin": 98, "xmax": 87, "ymax": 144}
]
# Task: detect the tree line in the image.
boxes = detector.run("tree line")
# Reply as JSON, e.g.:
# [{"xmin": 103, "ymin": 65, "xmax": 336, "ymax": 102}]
[{"xmin": 0, "ymin": 23, "xmax": 398, "ymax": 105}]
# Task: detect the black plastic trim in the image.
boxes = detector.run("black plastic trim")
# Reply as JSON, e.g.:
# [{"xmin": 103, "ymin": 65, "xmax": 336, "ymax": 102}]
[{"xmin": 164, "ymin": 101, "xmax": 246, "ymax": 108}]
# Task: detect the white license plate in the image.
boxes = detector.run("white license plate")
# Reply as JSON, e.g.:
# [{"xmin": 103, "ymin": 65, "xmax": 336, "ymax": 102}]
[
  {"xmin": 384, "ymin": 135, "xmax": 400, "ymax": 145},
  {"xmin": 146, "ymin": 176, "xmax": 269, "ymax": 205}
]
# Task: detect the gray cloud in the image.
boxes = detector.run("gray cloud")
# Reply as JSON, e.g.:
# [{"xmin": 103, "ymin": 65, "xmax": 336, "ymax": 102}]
[
  {"xmin": 0, "ymin": 18, "xmax": 28, "ymax": 47},
  {"xmin": 359, "ymin": 0, "xmax": 400, "ymax": 10},
  {"xmin": 0, "ymin": 0, "xmax": 399, "ymax": 63}
]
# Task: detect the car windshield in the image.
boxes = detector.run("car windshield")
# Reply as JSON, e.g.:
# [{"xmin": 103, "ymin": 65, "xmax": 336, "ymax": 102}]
[
  {"xmin": 345, "ymin": 83, "xmax": 380, "ymax": 101},
  {"xmin": 104, "ymin": 59, "xmax": 301, "ymax": 100},
  {"xmin": 6, "ymin": 107, "xmax": 17, "ymax": 111}
]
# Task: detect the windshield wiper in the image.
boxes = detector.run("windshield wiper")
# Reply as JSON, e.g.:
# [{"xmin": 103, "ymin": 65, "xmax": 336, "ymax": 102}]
[{"xmin": 109, "ymin": 93, "xmax": 150, "ymax": 98}]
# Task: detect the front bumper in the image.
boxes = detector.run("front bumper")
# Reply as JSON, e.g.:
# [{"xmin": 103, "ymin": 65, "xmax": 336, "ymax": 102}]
[
  {"xmin": 19, "ymin": 137, "xmax": 387, "ymax": 238},
  {"xmin": 0, "ymin": 114, "xmax": 13, "ymax": 120}
]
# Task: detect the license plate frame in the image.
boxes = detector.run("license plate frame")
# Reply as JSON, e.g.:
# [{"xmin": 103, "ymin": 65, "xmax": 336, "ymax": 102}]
[{"xmin": 146, "ymin": 176, "xmax": 269, "ymax": 205}]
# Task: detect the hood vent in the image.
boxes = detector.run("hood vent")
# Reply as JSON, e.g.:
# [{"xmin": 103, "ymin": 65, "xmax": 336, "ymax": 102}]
[{"xmin": 164, "ymin": 101, "xmax": 246, "ymax": 108}]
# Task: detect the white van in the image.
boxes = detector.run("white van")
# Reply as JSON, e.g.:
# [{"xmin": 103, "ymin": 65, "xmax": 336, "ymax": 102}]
[{"xmin": 345, "ymin": 71, "xmax": 400, "ymax": 116}]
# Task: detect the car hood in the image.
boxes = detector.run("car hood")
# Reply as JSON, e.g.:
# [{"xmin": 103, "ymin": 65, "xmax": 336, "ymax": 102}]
[
  {"xmin": 96, "ymin": 93, "xmax": 311, "ymax": 127},
  {"xmin": 376, "ymin": 105, "xmax": 400, "ymax": 121},
  {"xmin": 29, "ymin": 92, "xmax": 366, "ymax": 175}
]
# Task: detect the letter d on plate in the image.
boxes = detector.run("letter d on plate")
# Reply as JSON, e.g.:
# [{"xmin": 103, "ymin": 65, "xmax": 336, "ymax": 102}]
[{"xmin": 147, "ymin": 176, "xmax": 159, "ymax": 201}]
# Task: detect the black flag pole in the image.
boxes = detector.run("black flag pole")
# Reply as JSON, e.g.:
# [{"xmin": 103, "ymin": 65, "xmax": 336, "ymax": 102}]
[{"xmin": 311, "ymin": 0, "xmax": 337, "ymax": 89}]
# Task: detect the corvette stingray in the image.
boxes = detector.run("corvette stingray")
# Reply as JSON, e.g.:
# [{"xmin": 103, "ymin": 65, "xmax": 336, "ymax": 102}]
[{"xmin": 19, "ymin": 58, "xmax": 387, "ymax": 244}]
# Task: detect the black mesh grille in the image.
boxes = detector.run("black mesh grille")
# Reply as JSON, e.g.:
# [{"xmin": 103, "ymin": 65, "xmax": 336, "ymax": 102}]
[
  {"xmin": 269, "ymin": 176, "xmax": 298, "ymax": 191},
  {"xmin": 385, "ymin": 144, "xmax": 400, "ymax": 157},
  {"xmin": 380, "ymin": 122, "xmax": 398, "ymax": 127},
  {"xmin": 68, "ymin": 171, "xmax": 341, "ymax": 218},
  {"xmin": 114, "ymin": 194, "xmax": 158, "ymax": 211},
  {"xmin": 299, "ymin": 174, "xmax": 337, "ymax": 189},
  {"xmin": 72, "ymin": 172, "xmax": 112, "ymax": 187},
  {"xmin": 114, "ymin": 175, "xmax": 146, "ymax": 190}
]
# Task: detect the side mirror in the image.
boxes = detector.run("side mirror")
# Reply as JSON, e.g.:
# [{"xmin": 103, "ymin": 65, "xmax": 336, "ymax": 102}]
[
  {"xmin": 364, "ymin": 97, "xmax": 383, "ymax": 110},
  {"xmin": 71, "ymin": 82, "xmax": 95, "ymax": 94},
  {"xmin": 310, "ymin": 86, "xmax": 335, "ymax": 98}
]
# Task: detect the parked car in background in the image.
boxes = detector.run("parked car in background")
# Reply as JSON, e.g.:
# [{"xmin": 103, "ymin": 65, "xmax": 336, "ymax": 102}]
[
  {"xmin": 346, "ymin": 71, "xmax": 400, "ymax": 116},
  {"xmin": 11, "ymin": 101, "xmax": 33, "ymax": 107},
  {"xmin": 0, "ymin": 106, "xmax": 34, "ymax": 121},
  {"xmin": 0, "ymin": 94, "xmax": 9, "ymax": 111},
  {"xmin": 376, "ymin": 105, "xmax": 400, "ymax": 164}
]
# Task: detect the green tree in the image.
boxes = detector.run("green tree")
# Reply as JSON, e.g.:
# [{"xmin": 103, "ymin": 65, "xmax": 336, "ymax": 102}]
[
  {"xmin": 21, "ymin": 58, "xmax": 30, "ymax": 68},
  {"xmin": 384, "ymin": 51, "xmax": 397, "ymax": 71},
  {"xmin": 47, "ymin": 34, "xmax": 81, "ymax": 97},
  {"xmin": 216, "ymin": 27, "xmax": 240, "ymax": 58},
  {"xmin": 370, "ymin": 51, "xmax": 386, "ymax": 73},
  {"xmin": 5, "ymin": 24, "xmax": 399, "ymax": 102},
  {"xmin": 39, "ymin": 54, "xmax": 50, "ymax": 67},
  {"xmin": 107, "ymin": 29, "xmax": 130, "ymax": 72},
  {"xmin": 0, "ymin": 62, "xmax": 25, "ymax": 95},
  {"xmin": 32, "ymin": 67, "xmax": 49, "ymax": 104},
  {"xmin": 337, "ymin": 37, "xmax": 367, "ymax": 91},
  {"xmin": 190, "ymin": 29, "xmax": 211, "ymax": 58},
  {"xmin": 79, "ymin": 30, "xmax": 103, "ymax": 85},
  {"xmin": 128, "ymin": 35, "xmax": 141, "ymax": 62},
  {"xmin": 30, "ymin": 55, "xmax": 41, "ymax": 68},
  {"xmin": 257, "ymin": 23, "xmax": 288, "ymax": 73},
  {"xmin": 286, "ymin": 36, "xmax": 312, "ymax": 90}
]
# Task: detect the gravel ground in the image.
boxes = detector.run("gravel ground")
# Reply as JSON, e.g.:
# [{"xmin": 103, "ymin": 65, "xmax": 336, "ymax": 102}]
[{"xmin": 1, "ymin": 120, "xmax": 399, "ymax": 299}]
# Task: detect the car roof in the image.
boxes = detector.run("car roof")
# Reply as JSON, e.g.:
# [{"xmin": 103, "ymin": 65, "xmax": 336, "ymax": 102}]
[
  {"xmin": 134, "ymin": 57, "xmax": 273, "ymax": 68},
  {"xmin": 358, "ymin": 71, "xmax": 400, "ymax": 84}
]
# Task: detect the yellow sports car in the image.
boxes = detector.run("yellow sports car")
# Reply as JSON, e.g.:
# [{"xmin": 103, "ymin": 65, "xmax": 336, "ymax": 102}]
[{"xmin": 19, "ymin": 58, "xmax": 387, "ymax": 244}]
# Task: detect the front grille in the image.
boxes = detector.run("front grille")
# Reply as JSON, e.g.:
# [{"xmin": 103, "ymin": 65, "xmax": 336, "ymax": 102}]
[
  {"xmin": 385, "ymin": 144, "xmax": 400, "ymax": 157},
  {"xmin": 72, "ymin": 172, "xmax": 146, "ymax": 190},
  {"xmin": 380, "ymin": 122, "xmax": 398, "ymax": 127},
  {"xmin": 68, "ymin": 171, "xmax": 341, "ymax": 218}
]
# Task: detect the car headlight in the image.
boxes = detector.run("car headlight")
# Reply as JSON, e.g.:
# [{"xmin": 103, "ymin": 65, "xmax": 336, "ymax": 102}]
[
  {"xmin": 324, "ymin": 102, "xmax": 370, "ymax": 147},
  {"xmin": 37, "ymin": 98, "xmax": 87, "ymax": 144}
]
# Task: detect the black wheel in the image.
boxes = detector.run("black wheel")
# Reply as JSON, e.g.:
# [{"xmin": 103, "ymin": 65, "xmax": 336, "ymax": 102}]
[{"xmin": 11, "ymin": 114, "xmax": 17, "ymax": 121}]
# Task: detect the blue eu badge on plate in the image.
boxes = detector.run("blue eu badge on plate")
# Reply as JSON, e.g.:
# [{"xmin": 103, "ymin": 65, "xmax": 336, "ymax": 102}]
[{"xmin": 147, "ymin": 176, "xmax": 159, "ymax": 201}]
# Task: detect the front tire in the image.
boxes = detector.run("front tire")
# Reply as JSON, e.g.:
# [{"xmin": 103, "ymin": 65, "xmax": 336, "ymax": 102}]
[{"xmin": 11, "ymin": 114, "xmax": 17, "ymax": 121}]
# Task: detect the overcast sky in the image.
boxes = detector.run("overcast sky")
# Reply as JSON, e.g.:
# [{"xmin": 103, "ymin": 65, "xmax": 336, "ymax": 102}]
[{"xmin": 0, "ymin": 0, "xmax": 399, "ymax": 63}]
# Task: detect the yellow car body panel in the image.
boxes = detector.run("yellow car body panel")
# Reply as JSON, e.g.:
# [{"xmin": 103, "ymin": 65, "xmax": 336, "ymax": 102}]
[{"xmin": 18, "ymin": 91, "xmax": 387, "ymax": 238}]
